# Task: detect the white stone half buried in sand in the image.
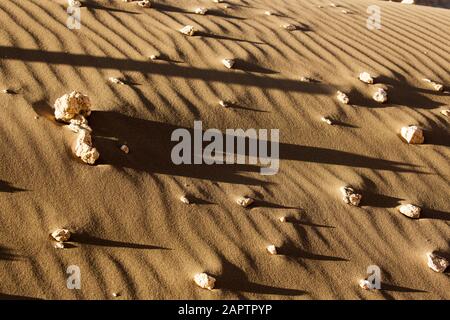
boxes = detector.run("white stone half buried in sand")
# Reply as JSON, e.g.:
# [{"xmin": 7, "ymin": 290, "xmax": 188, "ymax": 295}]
[
  {"xmin": 194, "ymin": 273, "xmax": 216, "ymax": 290},
  {"xmin": 359, "ymin": 279, "xmax": 372, "ymax": 290},
  {"xmin": 109, "ymin": 77, "xmax": 126, "ymax": 85},
  {"xmin": 179, "ymin": 25, "xmax": 196, "ymax": 36},
  {"xmin": 359, "ymin": 72, "xmax": 374, "ymax": 84},
  {"xmin": 54, "ymin": 91, "xmax": 92, "ymax": 123},
  {"xmin": 51, "ymin": 228, "xmax": 71, "ymax": 242},
  {"xmin": 423, "ymin": 78, "xmax": 444, "ymax": 92},
  {"xmin": 222, "ymin": 58, "xmax": 235, "ymax": 69},
  {"xmin": 75, "ymin": 129, "xmax": 100, "ymax": 165},
  {"xmin": 401, "ymin": 0, "xmax": 415, "ymax": 4},
  {"xmin": 373, "ymin": 88, "xmax": 388, "ymax": 103},
  {"xmin": 336, "ymin": 91, "xmax": 350, "ymax": 104},
  {"xmin": 267, "ymin": 245, "xmax": 277, "ymax": 255},
  {"xmin": 427, "ymin": 252, "xmax": 449, "ymax": 273},
  {"xmin": 401, "ymin": 126, "xmax": 424, "ymax": 144},
  {"xmin": 120, "ymin": 145, "xmax": 129, "ymax": 154},
  {"xmin": 137, "ymin": 0, "xmax": 152, "ymax": 8},
  {"xmin": 441, "ymin": 109, "xmax": 450, "ymax": 117},
  {"xmin": 180, "ymin": 195, "xmax": 190, "ymax": 204},
  {"xmin": 282, "ymin": 24, "xmax": 297, "ymax": 31},
  {"xmin": 236, "ymin": 196, "xmax": 254, "ymax": 208},
  {"xmin": 398, "ymin": 204, "xmax": 421, "ymax": 219},
  {"xmin": 341, "ymin": 186, "xmax": 362, "ymax": 206},
  {"xmin": 194, "ymin": 7, "xmax": 208, "ymax": 15},
  {"xmin": 54, "ymin": 242, "xmax": 65, "ymax": 249},
  {"xmin": 219, "ymin": 100, "xmax": 232, "ymax": 107},
  {"xmin": 321, "ymin": 117, "xmax": 333, "ymax": 125}
]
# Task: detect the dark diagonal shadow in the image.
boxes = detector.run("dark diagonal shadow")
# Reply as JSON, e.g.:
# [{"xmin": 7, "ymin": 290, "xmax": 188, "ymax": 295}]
[
  {"xmin": 71, "ymin": 233, "xmax": 171, "ymax": 250},
  {"xmin": 0, "ymin": 47, "xmax": 328, "ymax": 94},
  {"xmin": 280, "ymin": 244, "xmax": 348, "ymax": 262},
  {"xmin": 0, "ymin": 180, "xmax": 26, "ymax": 193},
  {"xmin": 422, "ymin": 208, "xmax": 450, "ymax": 221},
  {"xmin": 196, "ymin": 32, "xmax": 266, "ymax": 45},
  {"xmin": 380, "ymin": 282, "xmax": 428, "ymax": 293},
  {"xmin": 83, "ymin": 2, "xmax": 140, "ymax": 14},
  {"xmin": 0, "ymin": 247, "xmax": 25, "ymax": 261},
  {"xmin": 0, "ymin": 293, "xmax": 41, "ymax": 300},
  {"xmin": 217, "ymin": 259, "xmax": 306, "ymax": 296},
  {"xmin": 85, "ymin": 111, "xmax": 426, "ymax": 185}
]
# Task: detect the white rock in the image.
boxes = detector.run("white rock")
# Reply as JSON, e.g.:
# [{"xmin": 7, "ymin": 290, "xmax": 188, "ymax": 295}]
[
  {"xmin": 179, "ymin": 25, "xmax": 196, "ymax": 36},
  {"xmin": 120, "ymin": 144, "xmax": 129, "ymax": 154},
  {"xmin": 321, "ymin": 117, "xmax": 333, "ymax": 125},
  {"xmin": 54, "ymin": 242, "xmax": 65, "ymax": 249},
  {"xmin": 51, "ymin": 228, "xmax": 71, "ymax": 242},
  {"xmin": 264, "ymin": 11, "xmax": 273, "ymax": 16},
  {"xmin": 219, "ymin": 100, "xmax": 232, "ymax": 107},
  {"xmin": 359, "ymin": 279, "xmax": 376, "ymax": 290},
  {"xmin": 282, "ymin": 24, "xmax": 297, "ymax": 31},
  {"xmin": 373, "ymin": 88, "xmax": 388, "ymax": 103},
  {"xmin": 180, "ymin": 195, "xmax": 190, "ymax": 204},
  {"xmin": 423, "ymin": 79, "xmax": 444, "ymax": 92},
  {"xmin": 401, "ymin": 0, "xmax": 415, "ymax": 4},
  {"xmin": 137, "ymin": 0, "xmax": 151, "ymax": 8},
  {"xmin": 267, "ymin": 245, "xmax": 277, "ymax": 255},
  {"xmin": 401, "ymin": 125, "xmax": 424, "ymax": 144},
  {"xmin": 1, "ymin": 88, "xmax": 15, "ymax": 94},
  {"xmin": 75, "ymin": 130, "xmax": 100, "ymax": 165},
  {"xmin": 398, "ymin": 204, "xmax": 421, "ymax": 219},
  {"xmin": 236, "ymin": 196, "xmax": 254, "ymax": 208},
  {"xmin": 440, "ymin": 109, "xmax": 450, "ymax": 117},
  {"xmin": 222, "ymin": 58, "xmax": 235, "ymax": 69},
  {"xmin": 279, "ymin": 216, "xmax": 287, "ymax": 222},
  {"xmin": 109, "ymin": 77, "xmax": 126, "ymax": 85},
  {"xmin": 336, "ymin": 91, "xmax": 350, "ymax": 104},
  {"xmin": 112, "ymin": 292, "xmax": 120, "ymax": 297},
  {"xmin": 194, "ymin": 7, "xmax": 208, "ymax": 15},
  {"xmin": 54, "ymin": 91, "xmax": 92, "ymax": 123},
  {"xmin": 149, "ymin": 53, "xmax": 160, "ymax": 60},
  {"xmin": 341, "ymin": 186, "xmax": 362, "ymax": 206},
  {"xmin": 194, "ymin": 273, "xmax": 216, "ymax": 290},
  {"xmin": 359, "ymin": 72, "xmax": 374, "ymax": 84},
  {"xmin": 427, "ymin": 252, "xmax": 449, "ymax": 273}
]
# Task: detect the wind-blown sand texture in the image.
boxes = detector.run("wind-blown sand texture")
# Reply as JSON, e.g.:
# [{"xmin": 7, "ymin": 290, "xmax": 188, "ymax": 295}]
[{"xmin": 0, "ymin": 0, "xmax": 449, "ymax": 299}]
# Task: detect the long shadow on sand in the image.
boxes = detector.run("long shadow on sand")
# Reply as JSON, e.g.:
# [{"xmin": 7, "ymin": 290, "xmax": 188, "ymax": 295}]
[
  {"xmin": 69, "ymin": 233, "xmax": 171, "ymax": 250},
  {"xmin": 0, "ymin": 180, "xmax": 26, "ymax": 193},
  {"xmin": 0, "ymin": 47, "xmax": 329, "ymax": 94},
  {"xmin": 83, "ymin": 111, "xmax": 426, "ymax": 185},
  {"xmin": 217, "ymin": 259, "xmax": 307, "ymax": 296}
]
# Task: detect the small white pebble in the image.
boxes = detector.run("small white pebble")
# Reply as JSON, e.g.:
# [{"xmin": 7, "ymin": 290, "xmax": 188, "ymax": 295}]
[
  {"xmin": 194, "ymin": 273, "xmax": 216, "ymax": 290},
  {"xmin": 109, "ymin": 77, "xmax": 125, "ymax": 85},
  {"xmin": 321, "ymin": 117, "xmax": 333, "ymax": 125},
  {"xmin": 222, "ymin": 58, "xmax": 235, "ymax": 69},
  {"xmin": 267, "ymin": 245, "xmax": 277, "ymax": 255},
  {"xmin": 336, "ymin": 91, "xmax": 350, "ymax": 104},
  {"xmin": 236, "ymin": 196, "xmax": 254, "ymax": 208},
  {"xmin": 180, "ymin": 195, "xmax": 190, "ymax": 204},
  {"xmin": 120, "ymin": 144, "xmax": 129, "ymax": 154},
  {"xmin": 54, "ymin": 242, "xmax": 65, "ymax": 249}
]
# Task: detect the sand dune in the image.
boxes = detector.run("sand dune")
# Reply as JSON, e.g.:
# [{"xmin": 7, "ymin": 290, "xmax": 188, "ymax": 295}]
[{"xmin": 0, "ymin": 0, "xmax": 449, "ymax": 299}]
